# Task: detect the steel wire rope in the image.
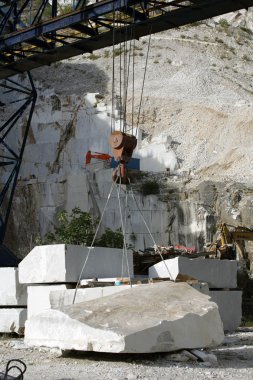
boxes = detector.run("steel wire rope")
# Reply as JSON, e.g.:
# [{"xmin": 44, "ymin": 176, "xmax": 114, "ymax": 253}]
[
  {"xmin": 123, "ymin": 187, "xmax": 129, "ymax": 277},
  {"xmin": 131, "ymin": 16, "xmax": 136, "ymax": 136},
  {"xmin": 110, "ymin": 0, "xmax": 116, "ymax": 133},
  {"xmin": 119, "ymin": 11, "xmax": 122, "ymax": 132},
  {"xmin": 118, "ymin": 181, "xmax": 129, "ymax": 280},
  {"xmin": 136, "ymin": 27, "xmax": 152, "ymax": 137},
  {"xmin": 122, "ymin": 0, "xmax": 128, "ymax": 133},
  {"xmin": 128, "ymin": 184, "xmax": 173, "ymax": 279},
  {"xmin": 118, "ymin": 177, "xmax": 125, "ymax": 279},
  {"xmin": 72, "ymin": 173, "xmax": 119, "ymax": 304},
  {"xmin": 123, "ymin": 13, "xmax": 135, "ymax": 135},
  {"xmin": 116, "ymin": 181, "xmax": 132, "ymax": 287}
]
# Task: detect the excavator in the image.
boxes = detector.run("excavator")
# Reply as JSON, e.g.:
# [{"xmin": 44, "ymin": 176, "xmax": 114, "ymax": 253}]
[{"xmin": 206, "ymin": 223, "xmax": 253, "ymax": 269}]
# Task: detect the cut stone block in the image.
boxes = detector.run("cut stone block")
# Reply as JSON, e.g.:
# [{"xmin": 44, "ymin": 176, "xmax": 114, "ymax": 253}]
[
  {"xmin": 28, "ymin": 284, "xmax": 75, "ymax": 319},
  {"xmin": 25, "ymin": 282, "xmax": 224, "ymax": 353},
  {"xmin": 149, "ymin": 257, "xmax": 237, "ymax": 289},
  {"xmin": 0, "ymin": 308, "xmax": 27, "ymax": 334},
  {"xmin": 50, "ymin": 285, "xmax": 138, "ymax": 309},
  {"xmin": 191, "ymin": 282, "xmax": 209, "ymax": 295},
  {"xmin": 0, "ymin": 268, "xmax": 27, "ymax": 306},
  {"xmin": 210, "ymin": 290, "xmax": 242, "ymax": 331},
  {"xmin": 19, "ymin": 245, "xmax": 133, "ymax": 284}
]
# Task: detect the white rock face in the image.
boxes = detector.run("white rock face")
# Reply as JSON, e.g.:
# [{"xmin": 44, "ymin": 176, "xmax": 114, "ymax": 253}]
[
  {"xmin": 92, "ymin": 168, "xmax": 170, "ymax": 250},
  {"xmin": 149, "ymin": 257, "xmax": 238, "ymax": 289},
  {"xmin": 0, "ymin": 309, "xmax": 27, "ymax": 334},
  {"xmin": 27, "ymin": 284, "xmax": 75, "ymax": 319},
  {"xmin": 25, "ymin": 282, "xmax": 224, "ymax": 353},
  {"xmin": 0, "ymin": 268, "xmax": 27, "ymax": 306},
  {"xmin": 210, "ymin": 290, "xmax": 242, "ymax": 331},
  {"xmin": 19, "ymin": 245, "xmax": 133, "ymax": 284},
  {"xmin": 138, "ymin": 133, "xmax": 178, "ymax": 173}
]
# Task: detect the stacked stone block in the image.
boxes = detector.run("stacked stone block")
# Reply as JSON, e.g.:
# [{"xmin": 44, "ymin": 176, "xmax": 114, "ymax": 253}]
[
  {"xmin": 18, "ymin": 244, "xmax": 134, "ymax": 320},
  {"xmin": 0, "ymin": 268, "xmax": 27, "ymax": 334},
  {"xmin": 149, "ymin": 257, "xmax": 242, "ymax": 331}
]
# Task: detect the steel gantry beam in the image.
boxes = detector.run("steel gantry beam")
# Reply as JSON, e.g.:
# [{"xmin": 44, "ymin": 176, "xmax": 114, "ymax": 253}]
[
  {"xmin": 0, "ymin": 71, "xmax": 37, "ymax": 264},
  {"xmin": 0, "ymin": 0, "xmax": 253, "ymax": 79}
]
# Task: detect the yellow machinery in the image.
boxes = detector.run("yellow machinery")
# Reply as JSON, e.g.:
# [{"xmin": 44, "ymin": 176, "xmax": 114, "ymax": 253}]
[{"xmin": 207, "ymin": 223, "xmax": 253, "ymax": 268}]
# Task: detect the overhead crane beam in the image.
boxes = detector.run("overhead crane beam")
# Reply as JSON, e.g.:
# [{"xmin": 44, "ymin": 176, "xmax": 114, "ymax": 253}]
[{"xmin": 0, "ymin": 0, "xmax": 253, "ymax": 79}]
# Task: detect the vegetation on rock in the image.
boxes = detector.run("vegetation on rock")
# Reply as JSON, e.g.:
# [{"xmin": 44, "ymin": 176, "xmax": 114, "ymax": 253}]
[
  {"xmin": 39, "ymin": 207, "xmax": 123, "ymax": 248},
  {"xmin": 140, "ymin": 180, "xmax": 160, "ymax": 196}
]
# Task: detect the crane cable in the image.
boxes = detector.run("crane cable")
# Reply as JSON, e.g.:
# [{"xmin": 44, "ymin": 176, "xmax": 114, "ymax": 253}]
[
  {"xmin": 128, "ymin": 183, "xmax": 173, "ymax": 279},
  {"xmin": 116, "ymin": 179, "xmax": 132, "ymax": 286},
  {"xmin": 72, "ymin": 164, "xmax": 133, "ymax": 304},
  {"xmin": 111, "ymin": 5, "xmax": 151, "ymax": 137},
  {"xmin": 123, "ymin": 19, "xmax": 135, "ymax": 134},
  {"xmin": 110, "ymin": 0, "xmax": 116, "ymax": 133},
  {"xmin": 107, "ymin": 9, "xmax": 159, "ymax": 282},
  {"xmin": 120, "ymin": 19, "xmax": 152, "ymax": 137},
  {"xmin": 131, "ymin": 21, "xmax": 135, "ymax": 136},
  {"xmin": 136, "ymin": 26, "xmax": 152, "ymax": 136},
  {"xmin": 72, "ymin": 174, "xmax": 118, "ymax": 304}
]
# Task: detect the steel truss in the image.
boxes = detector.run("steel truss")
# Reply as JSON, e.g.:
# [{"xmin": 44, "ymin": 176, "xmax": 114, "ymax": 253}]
[
  {"xmin": 0, "ymin": 71, "xmax": 37, "ymax": 264},
  {"xmin": 0, "ymin": 0, "xmax": 253, "ymax": 79}
]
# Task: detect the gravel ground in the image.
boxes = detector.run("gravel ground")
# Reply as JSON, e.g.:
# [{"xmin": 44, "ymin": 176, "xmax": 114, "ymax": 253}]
[{"xmin": 1, "ymin": 328, "xmax": 253, "ymax": 380}]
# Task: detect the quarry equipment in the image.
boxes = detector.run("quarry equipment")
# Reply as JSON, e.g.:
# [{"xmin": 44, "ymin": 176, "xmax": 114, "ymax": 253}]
[
  {"xmin": 0, "ymin": 73, "xmax": 36, "ymax": 265},
  {"xmin": 206, "ymin": 223, "xmax": 253, "ymax": 267},
  {"xmin": 85, "ymin": 150, "xmax": 112, "ymax": 166},
  {"xmin": 108, "ymin": 131, "xmax": 137, "ymax": 184}
]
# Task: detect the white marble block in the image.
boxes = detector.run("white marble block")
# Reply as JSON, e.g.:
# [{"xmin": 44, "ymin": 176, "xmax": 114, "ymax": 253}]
[
  {"xmin": 149, "ymin": 257, "xmax": 238, "ymax": 288},
  {"xmin": 0, "ymin": 308, "xmax": 27, "ymax": 334},
  {"xmin": 27, "ymin": 284, "xmax": 75, "ymax": 319},
  {"xmin": 19, "ymin": 245, "xmax": 133, "ymax": 284},
  {"xmin": 50, "ymin": 285, "xmax": 138, "ymax": 309},
  {"xmin": 0, "ymin": 268, "xmax": 27, "ymax": 306},
  {"xmin": 210, "ymin": 290, "xmax": 242, "ymax": 331},
  {"xmin": 25, "ymin": 282, "xmax": 224, "ymax": 353}
]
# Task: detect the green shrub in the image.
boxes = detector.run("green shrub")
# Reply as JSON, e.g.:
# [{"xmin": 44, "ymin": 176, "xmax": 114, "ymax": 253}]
[
  {"xmin": 43, "ymin": 208, "xmax": 96, "ymax": 246},
  {"xmin": 59, "ymin": 3, "xmax": 73, "ymax": 15},
  {"xmin": 219, "ymin": 19, "xmax": 229, "ymax": 28},
  {"xmin": 113, "ymin": 48, "xmax": 123, "ymax": 57},
  {"xmin": 88, "ymin": 54, "xmax": 100, "ymax": 60},
  {"xmin": 95, "ymin": 228, "xmax": 123, "ymax": 248},
  {"xmin": 41, "ymin": 208, "xmax": 123, "ymax": 248},
  {"xmin": 140, "ymin": 180, "xmax": 160, "ymax": 196},
  {"xmin": 240, "ymin": 26, "xmax": 252, "ymax": 35}
]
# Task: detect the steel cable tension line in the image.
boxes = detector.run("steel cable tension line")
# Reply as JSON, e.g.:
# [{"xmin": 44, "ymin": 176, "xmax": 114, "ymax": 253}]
[
  {"xmin": 72, "ymin": 165, "xmax": 133, "ymax": 303},
  {"xmin": 108, "ymin": 4, "xmax": 152, "ymax": 185},
  {"xmin": 106, "ymin": 15, "xmax": 171, "ymax": 279}
]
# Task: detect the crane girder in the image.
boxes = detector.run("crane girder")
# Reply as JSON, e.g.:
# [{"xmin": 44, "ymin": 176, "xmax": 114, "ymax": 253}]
[{"xmin": 0, "ymin": 0, "xmax": 253, "ymax": 79}]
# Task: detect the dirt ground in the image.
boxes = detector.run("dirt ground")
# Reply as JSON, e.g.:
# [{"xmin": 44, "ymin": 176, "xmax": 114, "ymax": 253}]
[{"xmin": 0, "ymin": 328, "xmax": 253, "ymax": 380}]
